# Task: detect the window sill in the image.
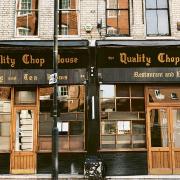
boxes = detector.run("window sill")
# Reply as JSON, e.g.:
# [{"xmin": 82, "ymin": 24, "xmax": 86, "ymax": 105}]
[
  {"xmin": 98, "ymin": 148, "xmax": 147, "ymax": 152},
  {"xmin": 58, "ymin": 36, "xmax": 82, "ymax": 40},
  {"xmin": 105, "ymin": 36, "xmax": 133, "ymax": 40},
  {"xmin": 13, "ymin": 36, "xmax": 41, "ymax": 40},
  {"xmin": 38, "ymin": 150, "xmax": 87, "ymax": 153},
  {"xmin": 146, "ymin": 36, "xmax": 176, "ymax": 40}
]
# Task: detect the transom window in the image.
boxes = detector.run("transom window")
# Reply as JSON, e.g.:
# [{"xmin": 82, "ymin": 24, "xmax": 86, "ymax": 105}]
[
  {"xmin": 59, "ymin": 0, "xmax": 80, "ymax": 36},
  {"xmin": 145, "ymin": 0, "xmax": 170, "ymax": 36},
  {"xmin": 16, "ymin": 0, "xmax": 38, "ymax": 36},
  {"xmin": 106, "ymin": 0, "xmax": 130, "ymax": 36}
]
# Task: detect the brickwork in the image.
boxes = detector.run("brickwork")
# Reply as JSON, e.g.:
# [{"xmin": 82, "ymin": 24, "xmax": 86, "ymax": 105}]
[{"xmin": 0, "ymin": 0, "xmax": 180, "ymax": 40}]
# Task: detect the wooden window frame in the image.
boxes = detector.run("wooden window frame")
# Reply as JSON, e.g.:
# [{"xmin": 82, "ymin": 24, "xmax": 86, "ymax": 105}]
[{"xmin": 100, "ymin": 84, "xmax": 146, "ymax": 152}]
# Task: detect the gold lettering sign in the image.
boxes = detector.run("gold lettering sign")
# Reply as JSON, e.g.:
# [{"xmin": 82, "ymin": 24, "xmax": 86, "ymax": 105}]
[
  {"xmin": 22, "ymin": 54, "xmax": 45, "ymax": 67},
  {"xmin": 24, "ymin": 73, "xmax": 38, "ymax": 81},
  {"xmin": 158, "ymin": 53, "xmax": 180, "ymax": 66},
  {"xmin": 58, "ymin": 54, "xmax": 78, "ymax": 64},
  {"xmin": 0, "ymin": 55, "xmax": 16, "ymax": 67},
  {"xmin": 119, "ymin": 52, "xmax": 151, "ymax": 66}
]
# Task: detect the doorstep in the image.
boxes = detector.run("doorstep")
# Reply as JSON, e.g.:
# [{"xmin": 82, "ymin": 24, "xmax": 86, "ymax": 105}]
[{"xmin": 0, "ymin": 174, "xmax": 180, "ymax": 179}]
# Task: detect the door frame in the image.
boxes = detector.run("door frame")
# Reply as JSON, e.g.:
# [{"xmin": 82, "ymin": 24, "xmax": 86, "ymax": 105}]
[
  {"xmin": 147, "ymin": 106, "xmax": 180, "ymax": 174},
  {"xmin": 10, "ymin": 105, "xmax": 38, "ymax": 174}
]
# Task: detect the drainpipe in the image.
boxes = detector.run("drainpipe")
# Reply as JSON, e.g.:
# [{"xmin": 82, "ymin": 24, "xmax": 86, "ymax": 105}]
[{"xmin": 52, "ymin": 0, "xmax": 59, "ymax": 179}]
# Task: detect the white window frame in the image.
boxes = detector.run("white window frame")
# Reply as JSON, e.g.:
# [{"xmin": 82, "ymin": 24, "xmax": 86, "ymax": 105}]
[
  {"xmin": 16, "ymin": 27, "xmax": 30, "ymax": 36},
  {"xmin": 17, "ymin": 0, "xmax": 32, "ymax": 16},
  {"xmin": 58, "ymin": 0, "xmax": 80, "ymax": 37},
  {"xmin": 15, "ymin": 0, "xmax": 39, "ymax": 37}
]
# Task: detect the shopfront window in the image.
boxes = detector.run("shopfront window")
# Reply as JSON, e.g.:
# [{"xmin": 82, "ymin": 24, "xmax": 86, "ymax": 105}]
[
  {"xmin": 106, "ymin": 0, "xmax": 130, "ymax": 36},
  {"xmin": 16, "ymin": 0, "xmax": 38, "ymax": 36},
  {"xmin": 59, "ymin": 0, "xmax": 80, "ymax": 36},
  {"xmin": 39, "ymin": 85, "xmax": 85, "ymax": 152},
  {"xmin": 100, "ymin": 84, "xmax": 146, "ymax": 150},
  {"xmin": 0, "ymin": 87, "xmax": 11, "ymax": 151},
  {"xmin": 145, "ymin": 0, "xmax": 170, "ymax": 36}
]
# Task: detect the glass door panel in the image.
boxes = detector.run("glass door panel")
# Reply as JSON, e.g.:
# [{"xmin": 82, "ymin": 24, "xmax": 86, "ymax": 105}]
[
  {"xmin": 171, "ymin": 108, "xmax": 180, "ymax": 174},
  {"xmin": 148, "ymin": 108, "xmax": 172, "ymax": 174},
  {"xmin": 15, "ymin": 110, "xmax": 34, "ymax": 151},
  {"xmin": 11, "ymin": 107, "xmax": 37, "ymax": 174},
  {"xmin": 150, "ymin": 109, "xmax": 168, "ymax": 147}
]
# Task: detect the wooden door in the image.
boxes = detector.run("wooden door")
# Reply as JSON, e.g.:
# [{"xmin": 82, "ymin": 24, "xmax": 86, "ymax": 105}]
[
  {"xmin": 170, "ymin": 108, "xmax": 180, "ymax": 174},
  {"xmin": 147, "ymin": 107, "xmax": 172, "ymax": 174},
  {"xmin": 10, "ymin": 107, "xmax": 37, "ymax": 174}
]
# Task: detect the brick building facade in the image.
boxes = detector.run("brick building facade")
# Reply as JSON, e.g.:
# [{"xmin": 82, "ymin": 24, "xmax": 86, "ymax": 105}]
[{"xmin": 0, "ymin": 0, "xmax": 180, "ymax": 177}]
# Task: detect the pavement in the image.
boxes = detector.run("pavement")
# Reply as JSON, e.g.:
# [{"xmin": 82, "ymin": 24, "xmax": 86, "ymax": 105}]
[{"xmin": 0, "ymin": 174, "xmax": 180, "ymax": 180}]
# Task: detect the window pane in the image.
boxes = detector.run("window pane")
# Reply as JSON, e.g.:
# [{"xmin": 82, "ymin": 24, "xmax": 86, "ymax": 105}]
[
  {"xmin": 133, "ymin": 135, "xmax": 146, "ymax": 148},
  {"xmin": 16, "ymin": 0, "xmax": 38, "ymax": 36},
  {"xmin": 146, "ymin": 10, "xmax": 158, "ymax": 35},
  {"xmin": 150, "ymin": 109, "xmax": 168, "ymax": 147},
  {"xmin": 15, "ymin": 89, "xmax": 36, "ymax": 104},
  {"xmin": 157, "ymin": 10, "xmax": 169, "ymax": 35},
  {"xmin": 172, "ymin": 109, "xmax": 180, "ymax": 148},
  {"xmin": 157, "ymin": 0, "xmax": 168, "ymax": 8},
  {"xmin": 118, "ymin": 0, "xmax": 128, "ymax": 9},
  {"xmin": 100, "ymin": 85, "xmax": 115, "ymax": 98},
  {"xmin": 131, "ymin": 85, "xmax": 144, "ymax": 97},
  {"xmin": 107, "ymin": 0, "xmax": 117, "ymax": 9},
  {"xmin": 146, "ymin": 0, "xmax": 157, "ymax": 8},
  {"xmin": 101, "ymin": 98, "xmax": 115, "ymax": 112},
  {"xmin": 131, "ymin": 99, "xmax": 145, "ymax": 111},
  {"xmin": 117, "ymin": 135, "xmax": 131, "ymax": 148},
  {"xmin": 39, "ymin": 113, "xmax": 53, "ymax": 135},
  {"xmin": 69, "ymin": 136, "xmax": 84, "ymax": 150},
  {"xmin": 116, "ymin": 99, "xmax": 130, "ymax": 111},
  {"xmin": 102, "ymin": 122, "xmax": 116, "ymax": 134},
  {"xmin": 0, "ymin": 88, "xmax": 11, "ymax": 101},
  {"xmin": 69, "ymin": 121, "xmax": 83, "ymax": 135},
  {"xmin": 117, "ymin": 10, "xmax": 129, "ymax": 35},
  {"xmin": 101, "ymin": 135, "xmax": 116, "ymax": 148},
  {"xmin": 116, "ymin": 84, "xmax": 129, "ymax": 97}
]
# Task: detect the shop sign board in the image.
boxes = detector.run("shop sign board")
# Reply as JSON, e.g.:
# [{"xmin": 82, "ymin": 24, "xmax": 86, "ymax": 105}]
[
  {"xmin": 0, "ymin": 47, "xmax": 89, "ymax": 69},
  {"xmin": 97, "ymin": 46, "xmax": 180, "ymax": 68},
  {"xmin": 0, "ymin": 69, "xmax": 86, "ymax": 85}
]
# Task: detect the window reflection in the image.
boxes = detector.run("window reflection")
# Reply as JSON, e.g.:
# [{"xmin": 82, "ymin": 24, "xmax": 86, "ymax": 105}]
[
  {"xmin": 173, "ymin": 109, "xmax": 180, "ymax": 148},
  {"xmin": 39, "ymin": 85, "xmax": 85, "ymax": 151},
  {"xmin": 106, "ymin": 0, "xmax": 129, "ymax": 36},
  {"xmin": 100, "ymin": 85, "xmax": 115, "ymax": 98},
  {"xmin": 100, "ymin": 84, "xmax": 146, "ymax": 150},
  {"xmin": 16, "ymin": 0, "xmax": 38, "ymax": 36},
  {"xmin": 59, "ymin": 0, "xmax": 79, "ymax": 35},
  {"xmin": 150, "ymin": 109, "xmax": 168, "ymax": 147}
]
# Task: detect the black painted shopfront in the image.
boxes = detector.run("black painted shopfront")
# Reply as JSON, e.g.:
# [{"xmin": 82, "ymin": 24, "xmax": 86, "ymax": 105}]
[{"xmin": 1, "ymin": 40, "xmax": 180, "ymax": 176}]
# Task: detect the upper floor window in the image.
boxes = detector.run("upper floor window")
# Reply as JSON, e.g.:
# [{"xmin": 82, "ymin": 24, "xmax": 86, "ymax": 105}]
[
  {"xmin": 59, "ymin": 0, "xmax": 80, "ymax": 36},
  {"xmin": 16, "ymin": 0, "xmax": 38, "ymax": 36},
  {"xmin": 145, "ymin": 0, "xmax": 170, "ymax": 36},
  {"xmin": 106, "ymin": 0, "xmax": 130, "ymax": 36}
]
